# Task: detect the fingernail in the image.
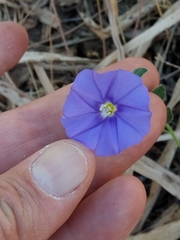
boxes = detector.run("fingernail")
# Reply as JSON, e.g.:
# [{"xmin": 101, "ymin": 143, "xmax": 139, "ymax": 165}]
[{"xmin": 31, "ymin": 141, "xmax": 87, "ymax": 198}]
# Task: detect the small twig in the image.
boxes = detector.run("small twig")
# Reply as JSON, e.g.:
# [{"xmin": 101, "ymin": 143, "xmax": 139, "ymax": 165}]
[
  {"xmin": 156, "ymin": 54, "xmax": 180, "ymax": 69},
  {"xmin": 132, "ymin": 0, "xmax": 144, "ymax": 38},
  {"xmin": 154, "ymin": 0, "xmax": 169, "ymax": 39},
  {"xmin": 3, "ymin": 3, "xmax": 11, "ymax": 20},
  {"xmin": 160, "ymin": 68, "xmax": 180, "ymax": 81},
  {"xmin": 96, "ymin": 0, "xmax": 106, "ymax": 58},
  {"xmin": 158, "ymin": 24, "xmax": 177, "ymax": 76},
  {"xmin": 104, "ymin": 0, "xmax": 124, "ymax": 60},
  {"xmin": 4, "ymin": 72, "xmax": 16, "ymax": 88},
  {"xmin": 20, "ymin": 0, "xmax": 41, "ymax": 24},
  {"xmin": 116, "ymin": 16, "xmax": 126, "ymax": 45},
  {"xmin": 50, "ymin": 0, "xmax": 77, "ymax": 75}
]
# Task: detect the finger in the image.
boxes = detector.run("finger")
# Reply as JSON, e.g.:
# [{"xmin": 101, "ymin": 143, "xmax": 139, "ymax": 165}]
[
  {"xmin": 0, "ymin": 22, "xmax": 28, "ymax": 75},
  {"xmin": 99, "ymin": 57, "xmax": 159, "ymax": 91},
  {"xmin": 0, "ymin": 140, "xmax": 95, "ymax": 240},
  {"xmin": 0, "ymin": 58, "xmax": 162, "ymax": 173},
  {"xmin": 50, "ymin": 176, "xmax": 146, "ymax": 240}
]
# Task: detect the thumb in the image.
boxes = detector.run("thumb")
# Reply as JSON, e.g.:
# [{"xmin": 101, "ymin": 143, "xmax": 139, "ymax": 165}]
[{"xmin": 0, "ymin": 140, "xmax": 95, "ymax": 240}]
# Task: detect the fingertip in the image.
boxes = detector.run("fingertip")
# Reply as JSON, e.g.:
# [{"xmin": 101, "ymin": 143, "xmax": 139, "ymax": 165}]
[
  {"xmin": 120, "ymin": 175, "xmax": 146, "ymax": 209},
  {"xmin": 100, "ymin": 57, "xmax": 159, "ymax": 91},
  {"xmin": 0, "ymin": 21, "xmax": 29, "ymax": 75},
  {"xmin": 104, "ymin": 175, "xmax": 146, "ymax": 237},
  {"xmin": 150, "ymin": 92, "xmax": 167, "ymax": 135},
  {"xmin": 116, "ymin": 175, "xmax": 146, "ymax": 238},
  {"xmin": 53, "ymin": 175, "xmax": 146, "ymax": 240}
]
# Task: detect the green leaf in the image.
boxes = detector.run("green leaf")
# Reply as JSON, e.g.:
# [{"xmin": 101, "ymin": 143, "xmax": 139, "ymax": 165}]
[
  {"xmin": 133, "ymin": 68, "xmax": 148, "ymax": 77},
  {"xmin": 166, "ymin": 107, "xmax": 173, "ymax": 123},
  {"xmin": 152, "ymin": 85, "xmax": 166, "ymax": 100}
]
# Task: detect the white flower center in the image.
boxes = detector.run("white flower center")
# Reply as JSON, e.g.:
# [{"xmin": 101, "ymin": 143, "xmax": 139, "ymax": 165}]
[{"xmin": 99, "ymin": 102, "xmax": 117, "ymax": 118}]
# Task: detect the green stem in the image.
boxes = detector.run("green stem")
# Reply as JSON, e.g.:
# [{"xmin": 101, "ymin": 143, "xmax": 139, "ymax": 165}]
[{"xmin": 165, "ymin": 123, "xmax": 180, "ymax": 148}]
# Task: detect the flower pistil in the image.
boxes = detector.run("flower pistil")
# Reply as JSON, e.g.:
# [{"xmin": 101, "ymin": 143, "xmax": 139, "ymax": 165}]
[{"xmin": 99, "ymin": 102, "xmax": 117, "ymax": 118}]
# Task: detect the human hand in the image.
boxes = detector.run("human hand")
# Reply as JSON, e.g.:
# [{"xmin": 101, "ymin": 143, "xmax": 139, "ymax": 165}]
[{"xmin": 0, "ymin": 22, "xmax": 166, "ymax": 240}]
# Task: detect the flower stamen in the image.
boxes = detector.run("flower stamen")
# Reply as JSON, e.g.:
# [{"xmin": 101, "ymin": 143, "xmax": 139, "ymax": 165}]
[{"xmin": 99, "ymin": 102, "xmax": 117, "ymax": 118}]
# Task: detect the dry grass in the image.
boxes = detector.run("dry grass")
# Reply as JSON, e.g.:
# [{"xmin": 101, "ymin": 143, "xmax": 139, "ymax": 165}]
[{"xmin": 0, "ymin": 0, "xmax": 180, "ymax": 239}]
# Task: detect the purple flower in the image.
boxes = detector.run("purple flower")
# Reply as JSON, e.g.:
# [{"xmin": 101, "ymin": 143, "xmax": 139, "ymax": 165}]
[{"xmin": 61, "ymin": 69, "xmax": 151, "ymax": 156}]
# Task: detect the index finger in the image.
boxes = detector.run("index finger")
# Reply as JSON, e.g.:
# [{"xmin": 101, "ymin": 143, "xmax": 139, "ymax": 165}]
[{"xmin": 0, "ymin": 58, "xmax": 164, "ymax": 178}]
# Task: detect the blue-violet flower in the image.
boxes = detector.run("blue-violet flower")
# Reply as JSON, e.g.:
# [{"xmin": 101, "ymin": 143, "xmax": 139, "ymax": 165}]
[{"xmin": 61, "ymin": 69, "xmax": 152, "ymax": 156}]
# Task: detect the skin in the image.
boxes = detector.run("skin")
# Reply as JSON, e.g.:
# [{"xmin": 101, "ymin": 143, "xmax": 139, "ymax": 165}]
[{"xmin": 0, "ymin": 22, "xmax": 166, "ymax": 240}]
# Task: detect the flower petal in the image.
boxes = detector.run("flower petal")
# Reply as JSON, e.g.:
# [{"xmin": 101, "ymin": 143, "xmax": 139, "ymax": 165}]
[
  {"xmin": 73, "ymin": 123, "xmax": 104, "ymax": 150},
  {"xmin": 117, "ymin": 106, "xmax": 151, "ymax": 136},
  {"xmin": 61, "ymin": 112, "xmax": 103, "ymax": 138},
  {"xmin": 93, "ymin": 70, "xmax": 117, "ymax": 101},
  {"xmin": 95, "ymin": 117, "xmax": 119, "ymax": 156},
  {"xmin": 71, "ymin": 69, "xmax": 103, "ymax": 109},
  {"xmin": 63, "ymin": 90, "xmax": 96, "ymax": 117},
  {"xmin": 107, "ymin": 70, "xmax": 142, "ymax": 103},
  {"xmin": 116, "ymin": 116, "xmax": 143, "ymax": 152},
  {"xmin": 117, "ymin": 85, "xmax": 150, "ymax": 110}
]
